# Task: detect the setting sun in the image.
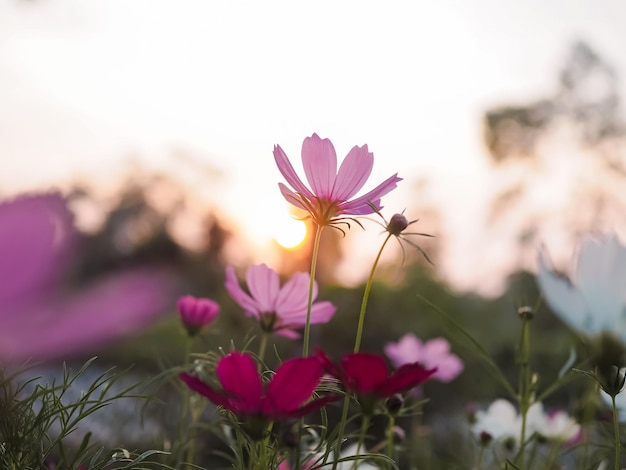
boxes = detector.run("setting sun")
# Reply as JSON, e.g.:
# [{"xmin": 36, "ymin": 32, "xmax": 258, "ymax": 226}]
[{"xmin": 273, "ymin": 216, "xmax": 307, "ymax": 249}]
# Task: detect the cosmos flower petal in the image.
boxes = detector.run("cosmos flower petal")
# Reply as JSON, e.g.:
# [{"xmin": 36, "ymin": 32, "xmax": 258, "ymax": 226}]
[
  {"xmin": 274, "ymin": 144, "xmax": 315, "ymax": 199},
  {"xmin": 339, "ymin": 173, "xmax": 403, "ymax": 215},
  {"xmin": 278, "ymin": 301, "xmax": 337, "ymax": 328},
  {"xmin": 278, "ymin": 183, "xmax": 308, "ymax": 211},
  {"xmin": 263, "ymin": 356, "xmax": 323, "ymax": 416},
  {"xmin": 0, "ymin": 193, "xmax": 74, "ymax": 307},
  {"xmin": 301, "ymin": 133, "xmax": 337, "ymax": 199},
  {"xmin": 375, "ymin": 363, "xmax": 436, "ymax": 397},
  {"xmin": 341, "ymin": 353, "xmax": 388, "ymax": 393},
  {"xmin": 226, "ymin": 264, "xmax": 335, "ymax": 337},
  {"xmin": 225, "ymin": 266, "xmax": 261, "ymax": 319},
  {"xmin": 284, "ymin": 393, "xmax": 338, "ymax": 419},
  {"xmin": 275, "ymin": 272, "xmax": 316, "ymax": 314},
  {"xmin": 216, "ymin": 352, "xmax": 263, "ymax": 412},
  {"xmin": 275, "ymin": 328, "xmax": 301, "ymax": 339},
  {"xmin": 575, "ymin": 236, "xmax": 625, "ymax": 327},
  {"xmin": 0, "ymin": 269, "xmax": 172, "ymax": 361},
  {"xmin": 331, "ymin": 144, "xmax": 373, "ymax": 200},
  {"xmin": 384, "ymin": 333, "xmax": 423, "ymax": 368},
  {"xmin": 179, "ymin": 373, "xmax": 233, "ymax": 410},
  {"xmin": 246, "ymin": 263, "xmax": 281, "ymax": 313},
  {"xmin": 536, "ymin": 249, "xmax": 590, "ymax": 333},
  {"xmin": 433, "ymin": 355, "xmax": 464, "ymax": 382}
]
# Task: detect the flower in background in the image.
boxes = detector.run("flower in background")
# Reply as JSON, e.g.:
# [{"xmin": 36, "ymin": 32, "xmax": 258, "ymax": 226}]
[
  {"xmin": 273, "ymin": 133, "xmax": 402, "ymax": 228},
  {"xmin": 539, "ymin": 408, "xmax": 581, "ymax": 444},
  {"xmin": 180, "ymin": 352, "xmax": 335, "ymax": 438},
  {"xmin": 0, "ymin": 192, "xmax": 173, "ymax": 363},
  {"xmin": 224, "ymin": 264, "xmax": 336, "ymax": 338},
  {"xmin": 471, "ymin": 399, "xmax": 520, "ymax": 445},
  {"xmin": 471, "ymin": 399, "xmax": 580, "ymax": 446},
  {"xmin": 177, "ymin": 295, "xmax": 220, "ymax": 336},
  {"xmin": 317, "ymin": 350, "xmax": 435, "ymax": 414},
  {"xmin": 385, "ymin": 334, "xmax": 463, "ymax": 383},
  {"xmin": 536, "ymin": 234, "xmax": 626, "ymax": 340}
]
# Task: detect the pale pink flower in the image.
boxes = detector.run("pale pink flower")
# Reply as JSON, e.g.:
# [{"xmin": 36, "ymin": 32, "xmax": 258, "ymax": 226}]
[
  {"xmin": 224, "ymin": 264, "xmax": 336, "ymax": 338},
  {"xmin": 384, "ymin": 333, "xmax": 463, "ymax": 382},
  {"xmin": 273, "ymin": 133, "xmax": 402, "ymax": 227}
]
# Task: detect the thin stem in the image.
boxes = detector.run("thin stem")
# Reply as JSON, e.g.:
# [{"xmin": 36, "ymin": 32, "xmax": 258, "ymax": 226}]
[
  {"xmin": 386, "ymin": 414, "xmax": 396, "ymax": 469},
  {"xmin": 353, "ymin": 233, "xmax": 392, "ymax": 353},
  {"xmin": 302, "ymin": 224, "xmax": 324, "ymax": 357},
  {"xmin": 258, "ymin": 333, "xmax": 269, "ymax": 366},
  {"xmin": 613, "ymin": 393, "xmax": 621, "ymax": 470},
  {"xmin": 353, "ymin": 414, "xmax": 371, "ymax": 470},
  {"xmin": 475, "ymin": 445, "xmax": 486, "ymax": 470},
  {"xmin": 332, "ymin": 395, "xmax": 351, "ymax": 470},
  {"xmin": 179, "ymin": 335, "xmax": 195, "ymax": 468},
  {"xmin": 515, "ymin": 314, "xmax": 532, "ymax": 469}
]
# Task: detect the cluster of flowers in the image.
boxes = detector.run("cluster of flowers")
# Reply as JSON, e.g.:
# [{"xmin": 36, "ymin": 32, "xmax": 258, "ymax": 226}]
[
  {"xmin": 170, "ymin": 133, "xmax": 467, "ymax": 469},
  {"xmin": 8, "ymin": 132, "xmax": 626, "ymax": 469}
]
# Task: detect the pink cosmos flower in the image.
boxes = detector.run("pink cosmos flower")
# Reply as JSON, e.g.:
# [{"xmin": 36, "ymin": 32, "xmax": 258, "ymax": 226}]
[
  {"xmin": 0, "ymin": 192, "xmax": 172, "ymax": 363},
  {"xmin": 180, "ymin": 352, "xmax": 336, "ymax": 435},
  {"xmin": 177, "ymin": 295, "xmax": 220, "ymax": 336},
  {"xmin": 317, "ymin": 349, "xmax": 436, "ymax": 414},
  {"xmin": 384, "ymin": 334, "xmax": 463, "ymax": 382},
  {"xmin": 224, "ymin": 264, "xmax": 336, "ymax": 338},
  {"xmin": 273, "ymin": 133, "xmax": 402, "ymax": 227}
]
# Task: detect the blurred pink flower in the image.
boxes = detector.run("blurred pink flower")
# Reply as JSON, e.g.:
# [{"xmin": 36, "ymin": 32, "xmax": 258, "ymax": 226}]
[
  {"xmin": 384, "ymin": 333, "xmax": 463, "ymax": 382},
  {"xmin": 224, "ymin": 263, "xmax": 336, "ymax": 338},
  {"xmin": 177, "ymin": 295, "xmax": 220, "ymax": 336},
  {"xmin": 273, "ymin": 133, "xmax": 402, "ymax": 227},
  {"xmin": 0, "ymin": 192, "xmax": 173, "ymax": 363}
]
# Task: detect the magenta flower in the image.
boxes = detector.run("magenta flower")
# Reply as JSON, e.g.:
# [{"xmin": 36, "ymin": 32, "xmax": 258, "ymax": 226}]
[
  {"xmin": 317, "ymin": 350, "xmax": 435, "ymax": 414},
  {"xmin": 384, "ymin": 334, "xmax": 463, "ymax": 382},
  {"xmin": 180, "ymin": 352, "xmax": 335, "ymax": 437},
  {"xmin": 0, "ymin": 192, "xmax": 173, "ymax": 363},
  {"xmin": 177, "ymin": 295, "xmax": 220, "ymax": 336},
  {"xmin": 273, "ymin": 133, "xmax": 402, "ymax": 227},
  {"xmin": 224, "ymin": 264, "xmax": 336, "ymax": 338}
]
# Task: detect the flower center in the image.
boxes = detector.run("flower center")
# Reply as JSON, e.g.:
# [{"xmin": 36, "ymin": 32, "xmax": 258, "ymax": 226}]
[{"xmin": 260, "ymin": 312, "xmax": 278, "ymax": 333}]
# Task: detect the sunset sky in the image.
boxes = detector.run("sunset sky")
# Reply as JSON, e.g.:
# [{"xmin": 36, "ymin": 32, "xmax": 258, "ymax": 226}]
[{"xmin": 2, "ymin": 0, "xmax": 626, "ymax": 294}]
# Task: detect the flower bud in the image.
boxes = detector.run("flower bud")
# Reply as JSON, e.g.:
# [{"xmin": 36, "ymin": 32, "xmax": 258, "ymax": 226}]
[
  {"xmin": 517, "ymin": 306, "xmax": 534, "ymax": 321},
  {"xmin": 590, "ymin": 332, "xmax": 626, "ymax": 396},
  {"xmin": 385, "ymin": 394, "xmax": 404, "ymax": 416},
  {"xmin": 387, "ymin": 213, "xmax": 409, "ymax": 236},
  {"xmin": 177, "ymin": 295, "xmax": 220, "ymax": 337}
]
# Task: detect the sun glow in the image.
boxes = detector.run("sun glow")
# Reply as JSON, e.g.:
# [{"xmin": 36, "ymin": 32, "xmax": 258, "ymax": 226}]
[{"xmin": 273, "ymin": 216, "xmax": 307, "ymax": 249}]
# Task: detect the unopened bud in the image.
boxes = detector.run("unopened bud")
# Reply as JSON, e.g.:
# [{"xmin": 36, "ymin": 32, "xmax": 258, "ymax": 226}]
[
  {"xmin": 177, "ymin": 295, "xmax": 220, "ymax": 337},
  {"xmin": 517, "ymin": 306, "xmax": 534, "ymax": 320},
  {"xmin": 387, "ymin": 213, "xmax": 409, "ymax": 236}
]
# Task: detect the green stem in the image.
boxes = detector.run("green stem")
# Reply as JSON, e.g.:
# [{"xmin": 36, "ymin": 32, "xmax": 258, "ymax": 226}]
[
  {"xmin": 516, "ymin": 314, "xmax": 531, "ymax": 469},
  {"xmin": 475, "ymin": 445, "xmax": 485, "ymax": 470},
  {"xmin": 180, "ymin": 336, "xmax": 195, "ymax": 468},
  {"xmin": 302, "ymin": 225, "xmax": 324, "ymax": 357},
  {"xmin": 353, "ymin": 414, "xmax": 371, "ymax": 470},
  {"xmin": 613, "ymin": 393, "xmax": 621, "ymax": 470},
  {"xmin": 332, "ymin": 395, "xmax": 351, "ymax": 470},
  {"xmin": 386, "ymin": 414, "xmax": 396, "ymax": 469},
  {"xmin": 258, "ymin": 333, "xmax": 269, "ymax": 366},
  {"xmin": 353, "ymin": 233, "xmax": 392, "ymax": 353}
]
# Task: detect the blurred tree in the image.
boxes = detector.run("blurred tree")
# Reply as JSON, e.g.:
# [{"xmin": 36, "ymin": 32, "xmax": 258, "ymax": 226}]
[{"xmin": 484, "ymin": 40, "xmax": 626, "ymax": 166}]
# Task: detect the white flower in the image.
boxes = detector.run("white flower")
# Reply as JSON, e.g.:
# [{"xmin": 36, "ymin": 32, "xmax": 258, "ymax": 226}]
[
  {"xmin": 536, "ymin": 234, "xmax": 626, "ymax": 339},
  {"xmin": 472, "ymin": 399, "xmax": 520, "ymax": 442},
  {"xmin": 472, "ymin": 399, "xmax": 579, "ymax": 445}
]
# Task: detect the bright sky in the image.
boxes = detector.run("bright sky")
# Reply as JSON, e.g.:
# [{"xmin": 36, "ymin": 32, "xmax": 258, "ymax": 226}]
[{"xmin": 2, "ymin": 0, "xmax": 626, "ymax": 294}]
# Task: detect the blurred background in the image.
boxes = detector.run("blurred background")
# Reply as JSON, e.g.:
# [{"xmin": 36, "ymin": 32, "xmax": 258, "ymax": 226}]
[{"xmin": 2, "ymin": 0, "xmax": 626, "ymax": 464}]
